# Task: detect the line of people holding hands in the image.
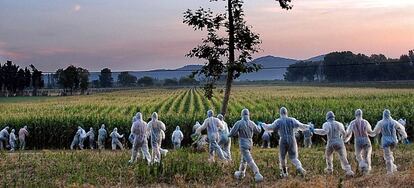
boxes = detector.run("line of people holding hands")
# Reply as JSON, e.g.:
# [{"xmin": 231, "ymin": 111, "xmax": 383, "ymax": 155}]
[
  {"xmin": 189, "ymin": 107, "xmax": 409, "ymax": 182},
  {"xmin": 0, "ymin": 107, "xmax": 410, "ymax": 183},
  {"xmin": 124, "ymin": 107, "xmax": 410, "ymax": 182}
]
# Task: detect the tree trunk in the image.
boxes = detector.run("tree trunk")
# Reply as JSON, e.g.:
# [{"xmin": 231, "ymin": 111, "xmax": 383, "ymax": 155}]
[
  {"xmin": 221, "ymin": 0, "xmax": 236, "ymax": 117},
  {"xmin": 32, "ymin": 88, "xmax": 37, "ymax": 96}
]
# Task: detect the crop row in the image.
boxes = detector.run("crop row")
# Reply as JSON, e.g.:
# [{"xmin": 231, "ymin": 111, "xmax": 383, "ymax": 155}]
[{"xmin": 0, "ymin": 86, "xmax": 413, "ymax": 149}]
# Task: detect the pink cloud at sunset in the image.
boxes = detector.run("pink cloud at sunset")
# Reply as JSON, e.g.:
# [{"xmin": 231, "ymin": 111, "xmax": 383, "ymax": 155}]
[{"xmin": 0, "ymin": 0, "xmax": 412, "ymax": 71}]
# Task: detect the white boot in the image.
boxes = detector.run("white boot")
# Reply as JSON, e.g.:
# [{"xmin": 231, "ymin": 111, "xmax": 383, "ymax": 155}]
[
  {"xmin": 254, "ymin": 172, "xmax": 264, "ymax": 182},
  {"xmin": 235, "ymin": 163, "xmax": 247, "ymax": 180},
  {"xmin": 345, "ymin": 170, "xmax": 355, "ymax": 177},
  {"xmin": 234, "ymin": 171, "xmax": 246, "ymax": 180}
]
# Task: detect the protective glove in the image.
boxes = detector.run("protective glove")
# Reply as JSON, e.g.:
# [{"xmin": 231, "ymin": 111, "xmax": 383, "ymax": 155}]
[{"xmin": 309, "ymin": 126, "xmax": 315, "ymax": 134}]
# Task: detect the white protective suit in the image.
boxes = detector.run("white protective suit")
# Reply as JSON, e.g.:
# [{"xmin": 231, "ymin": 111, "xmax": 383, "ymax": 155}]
[
  {"xmin": 195, "ymin": 110, "xmax": 227, "ymax": 162},
  {"xmin": 218, "ymin": 114, "xmax": 232, "ymax": 160},
  {"xmin": 372, "ymin": 109, "xmax": 408, "ymax": 175},
  {"xmin": 18, "ymin": 126, "xmax": 29, "ymax": 150},
  {"xmin": 129, "ymin": 112, "xmax": 152, "ymax": 164},
  {"xmin": 344, "ymin": 109, "xmax": 374, "ymax": 174},
  {"xmin": 70, "ymin": 127, "xmax": 82, "ymax": 150},
  {"xmin": 314, "ymin": 111, "xmax": 355, "ymax": 176},
  {"xmin": 110, "ymin": 128, "xmax": 124, "ymax": 150},
  {"xmin": 192, "ymin": 121, "xmax": 207, "ymax": 151},
  {"xmin": 303, "ymin": 123, "xmax": 313, "ymax": 148},
  {"xmin": 148, "ymin": 112, "xmax": 166, "ymax": 163},
  {"xmin": 160, "ymin": 129, "xmax": 169, "ymax": 156},
  {"xmin": 171, "ymin": 126, "xmax": 184, "ymax": 149},
  {"xmin": 86, "ymin": 127, "xmax": 95, "ymax": 149},
  {"xmin": 193, "ymin": 121, "xmax": 202, "ymax": 133},
  {"xmin": 0, "ymin": 127, "xmax": 9, "ymax": 150},
  {"xmin": 261, "ymin": 107, "xmax": 309, "ymax": 177},
  {"xmin": 229, "ymin": 109, "xmax": 264, "ymax": 182},
  {"xmin": 397, "ymin": 119, "xmax": 407, "ymax": 142},
  {"xmin": 78, "ymin": 127, "xmax": 87, "ymax": 149},
  {"xmin": 261, "ymin": 131, "xmax": 271, "ymax": 148},
  {"xmin": 98, "ymin": 124, "xmax": 107, "ymax": 149},
  {"xmin": 9, "ymin": 129, "xmax": 17, "ymax": 152}
]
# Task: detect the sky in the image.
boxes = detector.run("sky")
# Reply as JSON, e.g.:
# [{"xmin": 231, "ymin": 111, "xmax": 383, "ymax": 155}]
[{"xmin": 0, "ymin": 0, "xmax": 413, "ymax": 72}]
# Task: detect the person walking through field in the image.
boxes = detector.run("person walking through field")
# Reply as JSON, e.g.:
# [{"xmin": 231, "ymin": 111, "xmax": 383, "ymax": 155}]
[
  {"xmin": 260, "ymin": 107, "xmax": 310, "ymax": 177},
  {"xmin": 229, "ymin": 109, "xmax": 263, "ymax": 182},
  {"xmin": 194, "ymin": 110, "xmax": 227, "ymax": 162},
  {"xmin": 110, "ymin": 128, "xmax": 124, "ymax": 150},
  {"xmin": 171, "ymin": 126, "xmax": 184, "ymax": 149},
  {"xmin": 261, "ymin": 131, "xmax": 271, "ymax": 148},
  {"xmin": 344, "ymin": 109, "xmax": 375, "ymax": 175},
  {"xmin": 148, "ymin": 112, "xmax": 166, "ymax": 163},
  {"xmin": 86, "ymin": 127, "xmax": 95, "ymax": 149},
  {"xmin": 9, "ymin": 129, "xmax": 17, "ymax": 152},
  {"xmin": 129, "ymin": 112, "xmax": 152, "ymax": 164},
  {"xmin": 371, "ymin": 109, "xmax": 409, "ymax": 175},
  {"xmin": 313, "ymin": 111, "xmax": 355, "ymax": 177},
  {"xmin": 70, "ymin": 127, "xmax": 82, "ymax": 150},
  {"xmin": 98, "ymin": 124, "xmax": 107, "ymax": 149},
  {"xmin": 0, "ymin": 126, "xmax": 9, "ymax": 150},
  {"xmin": 218, "ymin": 114, "xmax": 231, "ymax": 160},
  {"xmin": 303, "ymin": 123, "xmax": 313, "ymax": 148},
  {"xmin": 18, "ymin": 126, "xmax": 29, "ymax": 150}
]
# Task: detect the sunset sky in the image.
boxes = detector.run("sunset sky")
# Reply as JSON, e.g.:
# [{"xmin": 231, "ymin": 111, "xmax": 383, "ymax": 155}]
[{"xmin": 0, "ymin": 0, "xmax": 413, "ymax": 72}]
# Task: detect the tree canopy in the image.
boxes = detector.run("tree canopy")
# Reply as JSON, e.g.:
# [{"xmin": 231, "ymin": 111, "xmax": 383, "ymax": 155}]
[{"xmin": 0, "ymin": 61, "xmax": 43, "ymax": 96}]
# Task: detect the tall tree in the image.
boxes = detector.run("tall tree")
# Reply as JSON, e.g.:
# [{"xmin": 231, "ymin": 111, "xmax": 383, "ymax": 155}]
[
  {"xmin": 30, "ymin": 64, "xmax": 44, "ymax": 96},
  {"xmin": 118, "ymin": 72, "xmax": 137, "ymax": 87},
  {"xmin": 99, "ymin": 68, "xmax": 113, "ymax": 88},
  {"xmin": 137, "ymin": 76, "xmax": 154, "ymax": 87},
  {"xmin": 16, "ymin": 69, "xmax": 26, "ymax": 95},
  {"xmin": 2, "ymin": 61, "xmax": 19, "ymax": 95},
  {"xmin": 408, "ymin": 50, "xmax": 414, "ymax": 62},
  {"xmin": 56, "ymin": 65, "xmax": 79, "ymax": 94},
  {"xmin": 24, "ymin": 68, "xmax": 32, "ymax": 89},
  {"xmin": 184, "ymin": 0, "xmax": 292, "ymax": 116},
  {"xmin": 78, "ymin": 68, "xmax": 90, "ymax": 95}
]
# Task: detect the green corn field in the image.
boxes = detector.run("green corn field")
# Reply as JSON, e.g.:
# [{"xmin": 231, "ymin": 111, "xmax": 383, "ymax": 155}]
[
  {"xmin": 1, "ymin": 85, "xmax": 414, "ymax": 187},
  {"xmin": 1, "ymin": 85, "xmax": 414, "ymax": 149}
]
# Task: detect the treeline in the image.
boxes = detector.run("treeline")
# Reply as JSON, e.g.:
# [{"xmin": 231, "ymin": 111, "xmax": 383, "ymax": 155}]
[
  {"xmin": 0, "ymin": 60, "xmax": 200, "ymax": 97},
  {"xmin": 90, "ymin": 69, "xmax": 199, "ymax": 88},
  {"xmin": 285, "ymin": 50, "xmax": 414, "ymax": 82},
  {"xmin": 51, "ymin": 67, "xmax": 199, "ymax": 95},
  {"xmin": 55, "ymin": 65, "xmax": 90, "ymax": 95},
  {"xmin": 0, "ymin": 61, "xmax": 43, "ymax": 96}
]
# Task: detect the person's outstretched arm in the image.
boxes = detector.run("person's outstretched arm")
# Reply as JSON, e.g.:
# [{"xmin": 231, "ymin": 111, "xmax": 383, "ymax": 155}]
[
  {"xmin": 261, "ymin": 120, "xmax": 277, "ymax": 133},
  {"xmin": 371, "ymin": 121, "xmax": 383, "ymax": 137},
  {"xmin": 228, "ymin": 121, "xmax": 240, "ymax": 138},
  {"xmin": 366, "ymin": 120, "xmax": 375, "ymax": 137},
  {"xmin": 344, "ymin": 122, "xmax": 354, "ymax": 143},
  {"xmin": 314, "ymin": 123, "xmax": 329, "ymax": 135},
  {"xmin": 294, "ymin": 118, "xmax": 310, "ymax": 131},
  {"xmin": 195, "ymin": 119, "xmax": 208, "ymax": 135}
]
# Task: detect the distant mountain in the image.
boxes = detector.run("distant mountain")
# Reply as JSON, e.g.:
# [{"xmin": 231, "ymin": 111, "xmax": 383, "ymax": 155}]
[
  {"xmin": 238, "ymin": 55, "xmax": 298, "ymax": 80},
  {"xmin": 252, "ymin": 55, "xmax": 298, "ymax": 67},
  {"xmin": 176, "ymin": 65, "xmax": 203, "ymax": 71},
  {"xmin": 305, "ymin": 55, "xmax": 325, "ymax": 62},
  {"xmin": 43, "ymin": 54, "xmax": 326, "ymax": 85}
]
